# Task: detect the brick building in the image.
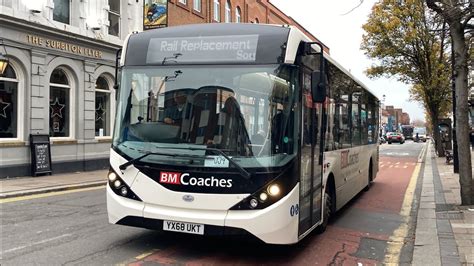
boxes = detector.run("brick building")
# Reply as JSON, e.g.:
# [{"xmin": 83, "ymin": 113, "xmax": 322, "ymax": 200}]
[{"xmin": 165, "ymin": 0, "xmax": 329, "ymax": 52}]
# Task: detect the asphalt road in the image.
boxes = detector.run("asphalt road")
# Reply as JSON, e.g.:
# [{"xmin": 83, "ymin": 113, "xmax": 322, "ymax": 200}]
[{"xmin": 1, "ymin": 141, "xmax": 426, "ymax": 265}]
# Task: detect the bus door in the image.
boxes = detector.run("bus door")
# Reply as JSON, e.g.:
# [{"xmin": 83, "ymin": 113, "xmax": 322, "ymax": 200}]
[{"xmin": 299, "ymin": 69, "xmax": 324, "ymax": 235}]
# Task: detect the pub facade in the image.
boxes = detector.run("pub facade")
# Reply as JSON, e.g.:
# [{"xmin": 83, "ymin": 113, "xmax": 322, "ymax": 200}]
[{"xmin": 0, "ymin": 0, "xmax": 142, "ymax": 177}]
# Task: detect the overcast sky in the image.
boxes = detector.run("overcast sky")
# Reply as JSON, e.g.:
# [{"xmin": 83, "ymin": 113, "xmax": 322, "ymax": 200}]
[{"xmin": 271, "ymin": 0, "xmax": 425, "ymax": 122}]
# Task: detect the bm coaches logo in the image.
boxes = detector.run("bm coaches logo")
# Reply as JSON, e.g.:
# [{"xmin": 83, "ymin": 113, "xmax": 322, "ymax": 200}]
[{"xmin": 160, "ymin": 172, "xmax": 233, "ymax": 188}]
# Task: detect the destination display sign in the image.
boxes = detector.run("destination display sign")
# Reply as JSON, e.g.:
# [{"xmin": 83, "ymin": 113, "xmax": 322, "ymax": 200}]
[{"xmin": 146, "ymin": 35, "xmax": 259, "ymax": 64}]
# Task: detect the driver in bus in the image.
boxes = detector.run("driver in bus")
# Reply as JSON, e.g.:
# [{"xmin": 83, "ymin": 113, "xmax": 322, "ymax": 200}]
[{"xmin": 164, "ymin": 91, "xmax": 187, "ymax": 124}]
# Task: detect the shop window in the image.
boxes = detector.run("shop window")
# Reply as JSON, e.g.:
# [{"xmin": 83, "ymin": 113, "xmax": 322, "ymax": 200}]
[
  {"xmin": 235, "ymin": 7, "xmax": 241, "ymax": 23},
  {"xmin": 95, "ymin": 76, "xmax": 111, "ymax": 137},
  {"xmin": 0, "ymin": 65, "xmax": 17, "ymax": 138},
  {"xmin": 49, "ymin": 69, "xmax": 70, "ymax": 137},
  {"xmin": 193, "ymin": 0, "xmax": 201, "ymax": 12},
  {"xmin": 53, "ymin": 0, "xmax": 70, "ymax": 24},
  {"xmin": 213, "ymin": 0, "xmax": 220, "ymax": 22},
  {"xmin": 108, "ymin": 0, "xmax": 120, "ymax": 37},
  {"xmin": 225, "ymin": 0, "xmax": 231, "ymax": 23}
]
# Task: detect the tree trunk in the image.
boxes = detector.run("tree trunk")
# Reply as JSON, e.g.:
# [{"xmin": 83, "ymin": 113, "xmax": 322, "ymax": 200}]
[
  {"xmin": 430, "ymin": 112, "xmax": 444, "ymax": 156},
  {"xmin": 451, "ymin": 23, "xmax": 473, "ymax": 205}
]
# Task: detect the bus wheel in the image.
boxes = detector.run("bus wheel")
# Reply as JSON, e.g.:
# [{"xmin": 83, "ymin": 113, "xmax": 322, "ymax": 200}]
[
  {"xmin": 364, "ymin": 162, "xmax": 373, "ymax": 191},
  {"xmin": 315, "ymin": 189, "xmax": 332, "ymax": 234}
]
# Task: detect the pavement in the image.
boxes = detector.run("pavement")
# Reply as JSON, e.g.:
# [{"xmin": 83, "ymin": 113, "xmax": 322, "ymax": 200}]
[
  {"xmin": 0, "ymin": 169, "xmax": 107, "ymax": 199},
  {"xmin": 412, "ymin": 142, "xmax": 474, "ymax": 265},
  {"xmin": 1, "ymin": 143, "xmax": 473, "ymax": 265}
]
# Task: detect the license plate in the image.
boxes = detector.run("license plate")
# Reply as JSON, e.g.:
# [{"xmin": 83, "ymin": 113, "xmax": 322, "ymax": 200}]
[{"xmin": 163, "ymin": 220, "xmax": 204, "ymax": 235}]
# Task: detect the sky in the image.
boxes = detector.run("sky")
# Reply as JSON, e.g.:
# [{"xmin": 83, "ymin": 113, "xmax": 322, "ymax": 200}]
[{"xmin": 270, "ymin": 0, "xmax": 426, "ymax": 122}]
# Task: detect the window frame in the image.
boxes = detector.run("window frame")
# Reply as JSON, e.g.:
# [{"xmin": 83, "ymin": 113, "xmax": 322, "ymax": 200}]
[
  {"xmin": 108, "ymin": 0, "xmax": 121, "ymax": 37},
  {"xmin": 225, "ymin": 0, "xmax": 231, "ymax": 23},
  {"xmin": 213, "ymin": 0, "xmax": 220, "ymax": 22},
  {"xmin": 235, "ymin": 6, "xmax": 241, "ymax": 23},
  {"xmin": 49, "ymin": 68, "xmax": 75, "ymax": 140},
  {"xmin": 0, "ymin": 62, "xmax": 23, "ymax": 142},
  {"xmin": 193, "ymin": 0, "xmax": 201, "ymax": 12},
  {"xmin": 94, "ymin": 75, "xmax": 115, "ymax": 139},
  {"xmin": 52, "ymin": 0, "xmax": 71, "ymax": 25}
]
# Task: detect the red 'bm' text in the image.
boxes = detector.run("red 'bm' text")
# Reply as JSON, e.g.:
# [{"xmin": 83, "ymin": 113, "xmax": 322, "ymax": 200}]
[{"xmin": 160, "ymin": 172, "xmax": 181, "ymax": 184}]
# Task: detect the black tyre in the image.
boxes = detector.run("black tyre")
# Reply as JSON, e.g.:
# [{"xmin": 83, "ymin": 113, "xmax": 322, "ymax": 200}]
[
  {"xmin": 315, "ymin": 189, "xmax": 332, "ymax": 234},
  {"xmin": 364, "ymin": 162, "xmax": 373, "ymax": 191},
  {"xmin": 388, "ymin": 142, "xmax": 392, "ymax": 144}
]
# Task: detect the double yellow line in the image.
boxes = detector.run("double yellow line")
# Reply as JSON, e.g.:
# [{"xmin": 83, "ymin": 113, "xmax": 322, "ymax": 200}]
[
  {"xmin": 383, "ymin": 143, "xmax": 428, "ymax": 264},
  {"xmin": 0, "ymin": 186, "xmax": 105, "ymax": 204}
]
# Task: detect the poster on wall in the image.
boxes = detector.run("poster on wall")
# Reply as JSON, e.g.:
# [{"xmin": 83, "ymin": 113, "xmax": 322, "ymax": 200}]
[{"xmin": 144, "ymin": 0, "xmax": 168, "ymax": 30}]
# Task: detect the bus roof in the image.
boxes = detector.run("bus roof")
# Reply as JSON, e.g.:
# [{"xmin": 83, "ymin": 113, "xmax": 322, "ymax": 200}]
[{"xmin": 121, "ymin": 23, "xmax": 378, "ymax": 101}]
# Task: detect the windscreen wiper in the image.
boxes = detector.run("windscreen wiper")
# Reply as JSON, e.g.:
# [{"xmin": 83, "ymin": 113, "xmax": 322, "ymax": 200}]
[{"xmin": 119, "ymin": 148, "xmax": 251, "ymax": 179}]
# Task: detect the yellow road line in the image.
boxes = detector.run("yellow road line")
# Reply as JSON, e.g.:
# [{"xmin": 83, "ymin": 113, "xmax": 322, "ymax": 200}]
[
  {"xmin": 384, "ymin": 143, "xmax": 427, "ymax": 264},
  {"xmin": 116, "ymin": 249, "xmax": 158, "ymax": 266},
  {"xmin": 135, "ymin": 250, "xmax": 158, "ymax": 260},
  {"xmin": 0, "ymin": 185, "xmax": 105, "ymax": 204}
]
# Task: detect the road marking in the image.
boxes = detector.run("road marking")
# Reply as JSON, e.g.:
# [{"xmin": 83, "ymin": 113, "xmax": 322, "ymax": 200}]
[
  {"xmin": 115, "ymin": 249, "xmax": 159, "ymax": 265},
  {"xmin": 0, "ymin": 186, "xmax": 105, "ymax": 204},
  {"xmin": 135, "ymin": 250, "xmax": 158, "ymax": 260},
  {"xmin": 3, "ymin": 233, "xmax": 72, "ymax": 254},
  {"xmin": 384, "ymin": 142, "xmax": 427, "ymax": 264}
]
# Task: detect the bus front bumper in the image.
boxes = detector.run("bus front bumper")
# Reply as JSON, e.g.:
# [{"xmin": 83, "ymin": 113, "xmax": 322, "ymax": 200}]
[{"xmin": 107, "ymin": 184, "xmax": 300, "ymax": 244}]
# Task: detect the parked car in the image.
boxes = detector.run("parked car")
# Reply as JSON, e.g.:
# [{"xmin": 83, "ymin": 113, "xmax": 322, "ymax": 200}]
[{"xmin": 386, "ymin": 132, "xmax": 405, "ymax": 144}]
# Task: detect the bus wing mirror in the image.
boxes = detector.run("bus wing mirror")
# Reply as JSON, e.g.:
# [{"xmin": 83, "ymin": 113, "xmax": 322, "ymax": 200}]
[{"xmin": 311, "ymin": 70, "xmax": 326, "ymax": 103}]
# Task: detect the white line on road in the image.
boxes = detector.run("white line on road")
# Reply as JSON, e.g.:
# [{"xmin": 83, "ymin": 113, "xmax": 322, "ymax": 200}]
[{"xmin": 3, "ymin": 233, "xmax": 72, "ymax": 254}]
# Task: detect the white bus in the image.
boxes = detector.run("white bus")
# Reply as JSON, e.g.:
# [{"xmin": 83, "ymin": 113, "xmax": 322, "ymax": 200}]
[{"xmin": 107, "ymin": 23, "xmax": 379, "ymax": 244}]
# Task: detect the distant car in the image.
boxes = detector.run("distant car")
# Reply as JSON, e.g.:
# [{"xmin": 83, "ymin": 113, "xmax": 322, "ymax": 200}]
[
  {"xmin": 413, "ymin": 133, "xmax": 427, "ymax": 142},
  {"xmin": 386, "ymin": 132, "xmax": 405, "ymax": 144}
]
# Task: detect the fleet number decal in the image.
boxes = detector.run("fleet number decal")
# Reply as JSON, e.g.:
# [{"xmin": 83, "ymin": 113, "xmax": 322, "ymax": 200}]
[{"xmin": 290, "ymin": 204, "xmax": 299, "ymax": 217}]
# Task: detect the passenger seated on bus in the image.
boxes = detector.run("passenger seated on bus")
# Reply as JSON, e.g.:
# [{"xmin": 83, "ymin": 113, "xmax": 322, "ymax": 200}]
[
  {"xmin": 271, "ymin": 110, "xmax": 293, "ymax": 154},
  {"xmin": 163, "ymin": 91, "xmax": 187, "ymax": 125},
  {"xmin": 215, "ymin": 97, "xmax": 252, "ymax": 156},
  {"xmin": 251, "ymin": 130, "xmax": 266, "ymax": 145}
]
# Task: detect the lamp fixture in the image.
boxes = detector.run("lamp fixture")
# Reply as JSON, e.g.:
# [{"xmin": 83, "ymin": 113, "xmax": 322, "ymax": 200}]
[
  {"xmin": 0, "ymin": 39, "xmax": 9, "ymax": 76},
  {"xmin": 30, "ymin": 9, "xmax": 42, "ymax": 14}
]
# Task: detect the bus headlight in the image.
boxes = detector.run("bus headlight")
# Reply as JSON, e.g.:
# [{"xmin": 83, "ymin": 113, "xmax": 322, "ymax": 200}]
[
  {"xmin": 114, "ymin": 180, "xmax": 122, "ymax": 188},
  {"xmin": 259, "ymin": 192, "xmax": 268, "ymax": 202},
  {"xmin": 230, "ymin": 171, "xmax": 297, "ymax": 211},
  {"xmin": 120, "ymin": 186, "xmax": 128, "ymax": 196},
  {"xmin": 268, "ymin": 184, "xmax": 280, "ymax": 196},
  {"xmin": 107, "ymin": 168, "xmax": 141, "ymax": 201},
  {"xmin": 108, "ymin": 172, "xmax": 117, "ymax": 182},
  {"xmin": 250, "ymin": 198, "xmax": 259, "ymax": 209}
]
